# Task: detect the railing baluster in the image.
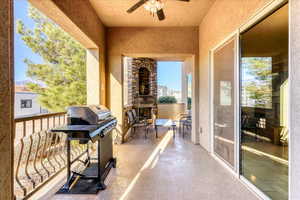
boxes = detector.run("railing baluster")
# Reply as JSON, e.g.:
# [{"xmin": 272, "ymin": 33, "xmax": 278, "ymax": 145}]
[
  {"xmin": 40, "ymin": 131, "xmax": 50, "ymax": 178},
  {"xmin": 33, "ymin": 119, "xmax": 35, "ymax": 134},
  {"xmin": 53, "ymin": 116, "xmax": 55, "ymax": 128},
  {"xmin": 53, "ymin": 133, "xmax": 62, "ymax": 169},
  {"xmin": 47, "ymin": 117, "xmax": 50, "ymax": 130},
  {"xmin": 63, "ymin": 114, "xmax": 66, "ymax": 124},
  {"xmin": 15, "ymin": 121, "xmax": 27, "ymax": 196},
  {"xmin": 58, "ymin": 132, "xmax": 66, "ymax": 165},
  {"xmin": 33, "ymin": 129, "xmax": 43, "ymax": 183},
  {"xmin": 46, "ymin": 131, "xmax": 56, "ymax": 173},
  {"xmin": 24, "ymin": 133, "xmax": 36, "ymax": 188}
]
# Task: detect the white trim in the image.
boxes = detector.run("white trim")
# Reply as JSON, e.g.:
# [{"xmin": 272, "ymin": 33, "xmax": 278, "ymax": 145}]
[
  {"xmin": 210, "ymin": 31, "xmax": 238, "ymax": 52},
  {"xmin": 211, "ymin": 152, "xmax": 238, "ymax": 178},
  {"xmin": 287, "ymin": 1, "xmax": 291, "ymax": 200},
  {"xmin": 240, "ymin": 176, "xmax": 271, "ymax": 200},
  {"xmin": 234, "ymin": 32, "xmax": 241, "ymax": 175},
  {"xmin": 240, "ymin": 0, "xmax": 288, "ymax": 33},
  {"xmin": 209, "ymin": 50, "xmax": 213, "ymax": 154},
  {"xmin": 210, "ymin": 34, "xmax": 238, "ymax": 172}
]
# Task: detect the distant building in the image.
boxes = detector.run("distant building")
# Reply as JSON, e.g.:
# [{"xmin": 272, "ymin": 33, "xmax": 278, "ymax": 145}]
[
  {"xmin": 158, "ymin": 85, "xmax": 182, "ymax": 103},
  {"xmin": 15, "ymin": 85, "xmax": 48, "ymax": 117},
  {"xmin": 158, "ymin": 85, "xmax": 168, "ymax": 97},
  {"xmin": 170, "ymin": 90, "xmax": 182, "ymax": 103}
]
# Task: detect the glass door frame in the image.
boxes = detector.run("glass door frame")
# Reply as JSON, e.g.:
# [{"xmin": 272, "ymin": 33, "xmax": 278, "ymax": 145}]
[
  {"xmin": 209, "ymin": 32, "xmax": 240, "ymax": 175},
  {"xmin": 209, "ymin": 0, "xmax": 289, "ymax": 199}
]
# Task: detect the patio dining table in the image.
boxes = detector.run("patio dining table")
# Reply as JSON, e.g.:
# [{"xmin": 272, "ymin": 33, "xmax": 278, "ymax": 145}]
[{"xmin": 154, "ymin": 119, "xmax": 177, "ymax": 139}]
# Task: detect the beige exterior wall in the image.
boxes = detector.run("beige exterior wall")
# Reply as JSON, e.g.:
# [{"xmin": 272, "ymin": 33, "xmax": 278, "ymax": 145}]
[
  {"xmin": 86, "ymin": 49, "xmax": 101, "ymax": 105},
  {"xmin": 30, "ymin": 0, "xmax": 107, "ymax": 106},
  {"xmin": 198, "ymin": 0, "xmax": 273, "ymax": 151},
  {"xmin": 0, "ymin": 0, "xmax": 14, "ymax": 199},
  {"xmin": 157, "ymin": 103, "xmax": 186, "ymax": 120},
  {"xmin": 107, "ymin": 27, "xmax": 199, "ymax": 140}
]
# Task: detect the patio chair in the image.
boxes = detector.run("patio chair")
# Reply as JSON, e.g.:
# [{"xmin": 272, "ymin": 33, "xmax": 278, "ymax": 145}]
[
  {"xmin": 131, "ymin": 109, "xmax": 139, "ymax": 123},
  {"xmin": 127, "ymin": 110, "xmax": 148, "ymax": 137},
  {"xmin": 241, "ymin": 114, "xmax": 260, "ymax": 141},
  {"xmin": 179, "ymin": 113, "xmax": 192, "ymax": 138}
]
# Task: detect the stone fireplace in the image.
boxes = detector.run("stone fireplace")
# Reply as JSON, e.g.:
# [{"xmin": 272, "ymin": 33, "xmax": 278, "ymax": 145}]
[{"xmin": 131, "ymin": 58, "xmax": 158, "ymax": 120}]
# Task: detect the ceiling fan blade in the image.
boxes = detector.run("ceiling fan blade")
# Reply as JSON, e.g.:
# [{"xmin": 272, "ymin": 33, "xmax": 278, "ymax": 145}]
[
  {"xmin": 157, "ymin": 9, "xmax": 165, "ymax": 21},
  {"xmin": 127, "ymin": 0, "xmax": 149, "ymax": 13}
]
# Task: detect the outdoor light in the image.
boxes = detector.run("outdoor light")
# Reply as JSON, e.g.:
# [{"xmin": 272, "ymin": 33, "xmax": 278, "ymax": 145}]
[{"xmin": 144, "ymin": 0, "xmax": 164, "ymax": 16}]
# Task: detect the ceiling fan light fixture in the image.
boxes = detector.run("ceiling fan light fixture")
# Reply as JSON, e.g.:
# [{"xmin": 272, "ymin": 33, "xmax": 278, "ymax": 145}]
[{"xmin": 144, "ymin": 0, "xmax": 164, "ymax": 16}]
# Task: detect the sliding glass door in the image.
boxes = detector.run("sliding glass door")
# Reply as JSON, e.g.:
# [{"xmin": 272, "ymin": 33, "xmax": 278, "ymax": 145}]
[
  {"xmin": 213, "ymin": 37, "xmax": 236, "ymax": 169},
  {"xmin": 240, "ymin": 4, "xmax": 289, "ymax": 200}
]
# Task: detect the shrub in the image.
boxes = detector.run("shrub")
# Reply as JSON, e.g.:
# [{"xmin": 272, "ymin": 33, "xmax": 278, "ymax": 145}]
[
  {"xmin": 187, "ymin": 97, "xmax": 192, "ymax": 110},
  {"xmin": 158, "ymin": 96, "xmax": 177, "ymax": 104}
]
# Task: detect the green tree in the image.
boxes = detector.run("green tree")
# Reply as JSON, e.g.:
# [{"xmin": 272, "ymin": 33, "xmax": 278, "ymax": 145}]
[
  {"xmin": 17, "ymin": 6, "xmax": 86, "ymax": 112},
  {"xmin": 242, "ymin": 57, "xmax": 272, "ymax": 108},
  {"xmin": 158, "ymin": 96, "xmax": 177, "ymax": 104}
]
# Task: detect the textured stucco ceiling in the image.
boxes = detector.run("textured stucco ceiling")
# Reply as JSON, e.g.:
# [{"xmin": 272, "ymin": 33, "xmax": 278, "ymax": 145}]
[{"xmin": 89, "ymin": 0, "xmax": 216, "ymax": 27}]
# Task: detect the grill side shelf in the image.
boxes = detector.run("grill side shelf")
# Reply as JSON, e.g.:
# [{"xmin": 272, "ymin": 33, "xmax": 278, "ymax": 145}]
[
  {"xmin": 89, "ymin": 119, "xmax": 117, "ymax": 143},
  {"xmin": 51, "ymin": 125, "xmax": 100, "ymax": 133}
]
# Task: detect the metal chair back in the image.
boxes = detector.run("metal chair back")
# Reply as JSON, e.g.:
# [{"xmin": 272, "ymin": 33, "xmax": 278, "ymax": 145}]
[
  {"xmin": 127, "ymin": 110, "xmax": 135, "ymax": 125},
  {"xmin": 132, "ymin": 109, "xmax": 137, "ymax": 119}
]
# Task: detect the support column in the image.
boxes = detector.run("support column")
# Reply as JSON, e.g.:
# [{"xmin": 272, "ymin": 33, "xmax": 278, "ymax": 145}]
[
  {"xmin": 86, "ymin": 49, "xmax": 101, "ymax": 105},
  {"xmin": 290, "ymin": 0, "xmax": 300, "ymax": 199},
  {"xmin": 191, "ymin": 56, "xmax": 199, "ymax": 144},
  {"xmin": 0, "ymin": 0, "xmax": 14, "ymax": 199},
  {"xmin": 181, "ymin": 62, "xmax": 187, "ymax": 106}
]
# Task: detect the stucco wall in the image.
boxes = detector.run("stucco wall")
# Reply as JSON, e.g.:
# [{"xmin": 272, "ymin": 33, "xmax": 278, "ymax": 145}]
[
  {"xmin": 106, "ymin": 27, "xmax": 199, "ymax": 139},
  {"xmin": 198, "ymin": 0, "xmax": 273, "ymax": 151},
  {"xmin": 0, "ymin": 0, "xmax": 14, "ymax": 199}
]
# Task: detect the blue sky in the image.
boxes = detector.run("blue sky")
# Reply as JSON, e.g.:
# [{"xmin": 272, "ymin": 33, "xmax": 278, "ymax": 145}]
[
  {"xmin": 14, "ymin": 1, "xmax": 182, "ymax": 91},
  {"xmin": 14, "ymin": 0, "xmax": 43, "ymax": 82},
  {"xmin": 157, "ymin": 61, "xmax": 182, "ymax": 91}
]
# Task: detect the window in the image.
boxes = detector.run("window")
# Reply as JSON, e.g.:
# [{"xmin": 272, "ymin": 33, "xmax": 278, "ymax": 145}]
[{"xmin": 21, "ymin": 99, "xmax": 32, "ymax": 108}]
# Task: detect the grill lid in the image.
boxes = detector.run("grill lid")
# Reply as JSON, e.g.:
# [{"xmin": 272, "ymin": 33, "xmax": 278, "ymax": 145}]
[{"xmin": 67, "ymin": 105, "xmax": 111, "ymax": 125}]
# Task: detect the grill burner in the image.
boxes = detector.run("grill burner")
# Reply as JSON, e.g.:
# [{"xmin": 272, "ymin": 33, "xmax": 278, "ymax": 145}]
[{"xmin": 51, "ymin": 105, "xmax": 117, "ymax": 192}]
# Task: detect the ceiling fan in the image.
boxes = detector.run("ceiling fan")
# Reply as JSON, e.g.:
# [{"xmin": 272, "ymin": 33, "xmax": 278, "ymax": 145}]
[{"xmin": 127, "ymin": 0, "xmax": 190, "ymax": 21}]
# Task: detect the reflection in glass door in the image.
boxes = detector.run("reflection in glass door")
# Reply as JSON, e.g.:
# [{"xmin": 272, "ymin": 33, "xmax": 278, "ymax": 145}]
[
  {"xmin": 240, "ymin": 4, "xmax": 289, "ymax": 200},
  {"xmin": 213, "ymin": 37, "xmax": 236, "ymax": 169}
]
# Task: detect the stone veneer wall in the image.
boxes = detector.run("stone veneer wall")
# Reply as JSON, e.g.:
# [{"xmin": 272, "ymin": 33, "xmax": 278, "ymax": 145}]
[
  {"xmin": 131, "ymin": 58, "xmax": 157, "ymax": 105},
  {"xmin": 124, "ymin": 57, "xmax": 133, "ymax": 106}
]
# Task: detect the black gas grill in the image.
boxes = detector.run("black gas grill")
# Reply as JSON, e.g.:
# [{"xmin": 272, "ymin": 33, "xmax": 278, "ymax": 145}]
[{"xmin": 51, "ymin": 105, "xmax": 117, "ymax": 192}]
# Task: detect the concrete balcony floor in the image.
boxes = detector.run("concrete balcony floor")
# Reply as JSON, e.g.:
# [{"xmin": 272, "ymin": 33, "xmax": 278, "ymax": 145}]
[{"xmin": 48, "ymin": 127, "xmax": 259, "ymax": 200}]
